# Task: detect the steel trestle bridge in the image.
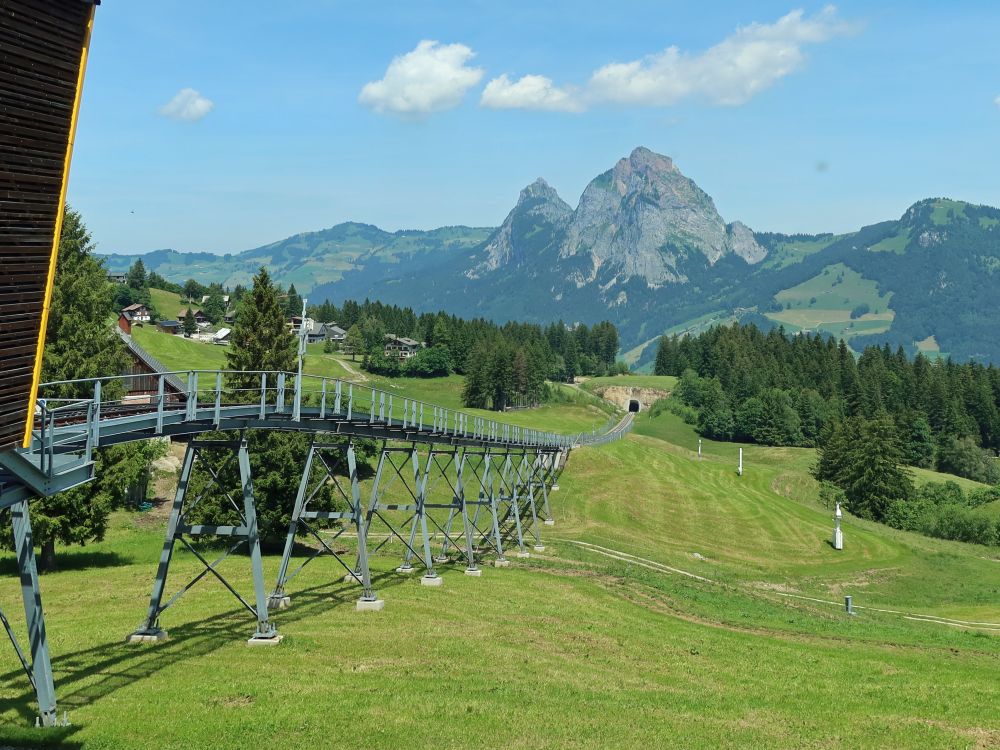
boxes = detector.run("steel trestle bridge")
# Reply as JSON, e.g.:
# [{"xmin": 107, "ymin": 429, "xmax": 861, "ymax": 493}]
[{"xmin": 0, "ymin": 369, "xmax": 632, "ymax": 727}]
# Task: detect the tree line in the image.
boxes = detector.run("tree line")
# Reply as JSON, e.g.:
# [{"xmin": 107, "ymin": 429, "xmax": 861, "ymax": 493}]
[
  {"xmin": 653, "ymin": 323, "xmax": 1000, "ymax": 545},
  {"xmin": 308, "ymin": 298, "xmax": 621, "ymax": 410}
]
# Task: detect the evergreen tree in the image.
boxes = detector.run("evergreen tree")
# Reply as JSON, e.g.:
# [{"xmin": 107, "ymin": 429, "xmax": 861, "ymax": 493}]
[
  {"xmin": 285, "ymin": 283, "xmax": 303, "ymax": 318},
  {"xmin": 226, "ymin": 267, "xmax": 296, "ymax": 393},
  {"xmin": 345, "ymin": 324, "xmax": 364, "ymax": 361},
  {"xmin": 207, "ymin": 267, "xmax": 331, "ymax": 545},
  {"xmin": 816, "ymin": 415, "xmax": 913, "ymax": 521},
  {"xmin": 182, "ymin": 306, "xmax": 197, "ymax": 336},
  {"xmin": 126, "ymin": 258, "xmax": 147, "ymax": 290},
  {"xmin": 28, "ymin": 207, "xmax": 133, "ymax": 569},
  {"xmin": 563, "ymin": 337, "xmax": 578, "ymax": 382}
]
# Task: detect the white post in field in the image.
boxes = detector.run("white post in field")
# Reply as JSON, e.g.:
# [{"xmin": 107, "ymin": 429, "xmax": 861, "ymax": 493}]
[
  {"xmin": 698, "ymin": 439, "xmax": 702, "ymax": 459},
  {"xmin": 832, "ymin": 502, "xmax": 844, "ymax": 550},
  {"xmin": 737, "ymin": 447, "xmax": 743, "ymax": 476}
]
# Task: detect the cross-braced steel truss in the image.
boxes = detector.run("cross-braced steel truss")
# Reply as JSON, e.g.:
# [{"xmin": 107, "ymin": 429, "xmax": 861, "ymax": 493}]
[
  {"xmin": 269, "ymin": 439, "xmax": 378, "ymax": 608},
  {"xmin": 128, "ymin": 436, "xmax": 279, "ymax": 644}
]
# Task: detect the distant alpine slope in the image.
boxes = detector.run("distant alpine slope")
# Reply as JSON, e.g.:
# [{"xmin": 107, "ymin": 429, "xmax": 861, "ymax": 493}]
[{"xmin": 104, "ymin": 148, "xmax": 1000, "ymax": 366}]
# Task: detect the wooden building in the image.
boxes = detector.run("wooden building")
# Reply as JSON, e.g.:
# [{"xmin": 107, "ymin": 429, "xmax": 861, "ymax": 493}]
[{"xmin": 0, "ymin": 0, "xmax": 100, "ymax": 450}]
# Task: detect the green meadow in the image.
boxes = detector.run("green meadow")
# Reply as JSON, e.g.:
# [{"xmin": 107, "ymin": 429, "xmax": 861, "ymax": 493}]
[{"xmin": 2, "ymin": 370, "xmax": 999, "ymax": 749}]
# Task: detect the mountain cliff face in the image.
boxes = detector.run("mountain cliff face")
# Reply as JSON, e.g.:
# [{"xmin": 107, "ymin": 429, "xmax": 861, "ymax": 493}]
[
  {"xmin": 462, "ymin": 147, "xmax": 767, "ymax": 301},
  {"xmin": 469, "ymin": 178, "xmax": 571, "ymax": 277},
  {"xmin": 557, "ymin": 147, "xmax": 765, "ymax": 287}
]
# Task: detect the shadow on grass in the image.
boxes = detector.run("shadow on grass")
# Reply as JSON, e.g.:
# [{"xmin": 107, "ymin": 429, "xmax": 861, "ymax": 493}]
[
  {"xmin": 0, "ymin": 550, "xmax": 133, "ymax": 577},
  {"xmin": 0, "ymin": 553, "xmax": 479, "ymax": 738}
]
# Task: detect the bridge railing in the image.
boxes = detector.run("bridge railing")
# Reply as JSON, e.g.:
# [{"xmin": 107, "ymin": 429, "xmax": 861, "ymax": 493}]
[{"xmin": 28, "ymin": 370, "xmax": 631, "ymax": 465}]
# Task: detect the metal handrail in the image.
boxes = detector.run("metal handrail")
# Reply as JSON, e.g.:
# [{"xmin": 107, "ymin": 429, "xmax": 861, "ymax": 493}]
[{"xmin": 23, "ymin": 369, "xmax": 632, "ymax": 475}]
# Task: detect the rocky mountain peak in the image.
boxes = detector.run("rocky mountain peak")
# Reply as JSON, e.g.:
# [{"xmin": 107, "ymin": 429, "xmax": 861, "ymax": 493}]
[
  {"xmin": 560, "ymin": 147, "xmax": 766, "ymax": 286},
  {"xmin": 469, "ymin": 178, "xmax": 571, "ymax": 278}
]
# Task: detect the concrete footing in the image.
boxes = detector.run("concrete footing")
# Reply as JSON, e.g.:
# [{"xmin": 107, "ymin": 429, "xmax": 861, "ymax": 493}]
[
  {"xmin": 268, "ymin": 594, "xmax": 291, "ymax": 610},
  {"xmin": 464, "ymin": 568, "xmax": 482, "ymax": 577},
  {"xmin": 493, "ymin": 559, "xmax": 511, "ymax": 568},
  {"xmin": 551, "ymin": 484, "xmax": 560, "ymax": 491},
  {"xmin": 533, "ymin": 545, "xmax": 546, "ymax": 552},
  {"xmin": 247, "ymin": 634, "xmax": 284, "ymax": 647},
  {"xmin": 126, "ymin": 629, "xmax": 168, "ymax": 644},
  {"xmin": 543, "ymin": 519, "xmax": 555, "ymax": 526},
  {"xmin": 356, "ymin": 598, "xmax": 385, "ymax": 612},
  {"xmin": 516, "ymin": 551, "xmax": 531, "ymax": 558},
  {"xmin": 396, "ymin": 565, "xmax": 416, "ymax": 574},
  {"xmin": 343, "ymin": 573, "xmax": 360, "ymax": 584},
  {"xmin": 420, "ymin": 575, "xmax": 443, "ymax": 587},
  {"xmin": 433, "ymin": 556, "xmax": 450, "ymax": 564}
]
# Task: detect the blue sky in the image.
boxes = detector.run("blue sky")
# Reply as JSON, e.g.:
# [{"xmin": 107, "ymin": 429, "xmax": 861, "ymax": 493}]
[{"xmin": 70, "ymin": 1, "xmax": 1000, "ymax": 255}]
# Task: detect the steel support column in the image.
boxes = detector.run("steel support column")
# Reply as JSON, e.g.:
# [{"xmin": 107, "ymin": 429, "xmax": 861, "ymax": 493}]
[{"xmin": 9, "ymin": 498, "xmax": 58, "ymax": 726}]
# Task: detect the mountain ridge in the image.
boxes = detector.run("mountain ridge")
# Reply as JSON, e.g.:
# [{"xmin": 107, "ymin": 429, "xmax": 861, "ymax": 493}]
[{"xmin": 103, "ymin": 148, "xmax": 1000, "ymax": 365}]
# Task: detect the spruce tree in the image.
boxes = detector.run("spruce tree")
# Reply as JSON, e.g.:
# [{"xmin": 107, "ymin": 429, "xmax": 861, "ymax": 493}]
[
  {"xmin": 27, "ymin": 207, "xmax": 136, "ymax": 569},
  {"xmin": 207, "ymin": 266, "xmax": 332, "ymax": 546},
  {"xmin": 182, "ymin": 306, "xmax": 197, "ymax": 336},
  {"xmin": 226, "ymin": 267, "xmax": 296, "ymax": 393}
]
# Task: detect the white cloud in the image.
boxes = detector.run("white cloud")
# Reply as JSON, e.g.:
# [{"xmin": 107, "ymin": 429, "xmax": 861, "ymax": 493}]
[
  {"xmin": 589, "ymin": 6, "xmax": 854, "ymax": 107},
  {"xmin": 157, "ymin": 88, "xmax": 214, "ymax": 121},
  {"xmin": 481, "ymin": 74, "xmax": 583, "ymax": 112},
  {"xmin": 359, "ymin": 40, "xmax": 483, "ymax": 117},
  {"xmin": 482, "ymin": 6, "xmax": 855, "ymax": 113}
]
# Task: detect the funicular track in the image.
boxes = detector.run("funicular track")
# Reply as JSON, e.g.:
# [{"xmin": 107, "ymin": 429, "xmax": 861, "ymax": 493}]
[{"xmin": 0, "ymin": 369, "xmax": 632, "ymax": 727}]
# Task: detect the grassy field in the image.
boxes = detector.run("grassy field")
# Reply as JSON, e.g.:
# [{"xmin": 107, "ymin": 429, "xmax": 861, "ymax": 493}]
[
  {"xmin": 147, "ymin": 288, "xmax": 188, "ymax": 320},
  {"xmin": 579, "ymin": 374, "xmax": 677, "ymax": 394},
  {"xmin": 2, "ymin": 378, "xmax": 999, "ymax": 748},
  {"xmin": 765, "ymin": 263, "xmax": 895, "ymax": 342},
  {"xmin": 761, "ymin": 234, "xmax": 844, "ymax": 270}
]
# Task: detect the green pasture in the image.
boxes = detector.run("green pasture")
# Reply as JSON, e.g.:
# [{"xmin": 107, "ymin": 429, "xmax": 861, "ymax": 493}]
[{"xmin": 3, "ymin": 363, "xmax": 999, "ymax": 748}]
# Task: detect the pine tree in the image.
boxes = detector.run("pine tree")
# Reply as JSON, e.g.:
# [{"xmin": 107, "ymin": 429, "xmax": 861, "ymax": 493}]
[
  {"xmin": 126, "ymin": 258, "xmax": 147, "ymax": 290},
  {"xmin": 207, "ymin": 267, "xmax": 331, "ymax": 545},
  {"xmin": 285, "ymin": 283, "xmax": 302, "ymax": 318},
  {"xmin": 653, "ymin": 336, "xmax": 672, "ymax": 375},
  {"xmin": 182, "ymin": 306, "xmax": 197, "ymax": 336},
  {"xmin": 28, "ymin": 207, "xmax": 132, "ymax": 569},
  {"xmin": 226, "ymin": 267, "xmax": 296, "ymax": 394}
]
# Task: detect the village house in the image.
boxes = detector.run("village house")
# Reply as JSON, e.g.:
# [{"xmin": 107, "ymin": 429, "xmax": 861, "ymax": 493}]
[
  {"xmin": 108, "ymin": 271, "xmax": 127, "ymax": 284},
  {"xmin": 289, "ymin": 316, "xmax": 329, "ymax": 344},
  {"xmin": 384, "ymin": 334, "xmax": 422, "ymax": 360},
  {"xmin": 178, "ymin": 309, "xmax": 210, "ymax": 328},
  {"xmin": 121, "ymin": 302, "xmax": 150, "ymax": 323},
  {"xmin": 157, "ymin": 319, "xmax": 182, "ymax": 335},
  {"xmin": 326, "ymin": 324, "xmax": 347, "ymax": 342},
  {"xmin": 117, "ymin": 310, "xmax": 134, "ymax": 335}
]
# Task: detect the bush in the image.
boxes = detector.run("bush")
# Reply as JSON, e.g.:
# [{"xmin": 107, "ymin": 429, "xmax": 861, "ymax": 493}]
[
  {"xmin": 363, "ymin": 348, "xmax": 401, "ymax": 376},
  {"xmin": 402, "ymin": 345, "xmax": 452, "ymax": 377},
  {"xmin": 849, "ymin": 303, "xmax": 870, "ymax": 319},
  {"xmin": 648, "ymin": 396, "xmax": 698, "ymax": 425},
  {"xmin": 936, "ymin": 435, "xmax": 1000, "ymax": 484}
]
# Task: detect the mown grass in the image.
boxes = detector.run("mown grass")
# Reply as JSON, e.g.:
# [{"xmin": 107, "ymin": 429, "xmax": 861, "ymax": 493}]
[
  {"xmin": 3, "ymin": 373, "xmax": 999, "ymax": 748},
  {"xmin": 579, "ymin": 374, "xmax": 678, "ymax": 393},
  {"xmin": 147, "ymin": 288, "xmax": 186, "ymax": 320}
]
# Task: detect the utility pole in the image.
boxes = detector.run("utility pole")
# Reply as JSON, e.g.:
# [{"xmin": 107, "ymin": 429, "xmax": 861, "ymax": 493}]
[{"xmin": 293, "ymin": 298, "xmax": 308, "ymax": 421}]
